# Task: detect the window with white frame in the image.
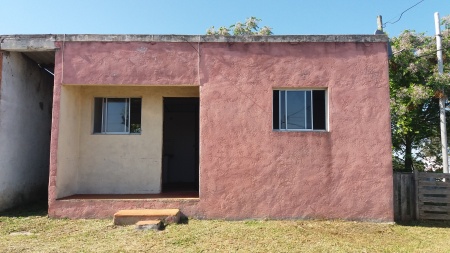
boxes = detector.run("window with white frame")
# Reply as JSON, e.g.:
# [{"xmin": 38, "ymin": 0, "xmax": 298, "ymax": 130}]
[
  {"xmin": 273, "ymin": 89, "xmax": 326, "ymax": 131},
  {"xmin": 93, "ymin": 97, "xmax": 142, "ymax": 134}
]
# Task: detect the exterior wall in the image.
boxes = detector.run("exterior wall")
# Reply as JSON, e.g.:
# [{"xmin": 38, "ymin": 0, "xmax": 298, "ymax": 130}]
[
  {"xmin": 49, "ymin": 41, "xmax": 393, "ymax": 221},
  {"xmin": 59, "ymin": 42, "xmax": 199, "ymax": 85},
  {"xmin": 198, "ymin": 42, "xmax": 392, "ymax": 221},
  {"xmin": 56, "ymin": 85, "xmax": 198, "ymax": 197},
  {"xmin": 0, "ymin": 51, "xmax": 53, "ymax": 211},
  {"xmin": 56, "ymin": 85, "xmax": 81, "ymax": 198}
]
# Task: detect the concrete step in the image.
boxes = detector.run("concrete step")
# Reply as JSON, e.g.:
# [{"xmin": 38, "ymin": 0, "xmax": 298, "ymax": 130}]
[
  {"xmin": 113, "ymin": 209, "xmax": 180, "ymax": 226},
  {"xmin": 135, "ymin": 220, "xmax": 163, "ymax": 230}
]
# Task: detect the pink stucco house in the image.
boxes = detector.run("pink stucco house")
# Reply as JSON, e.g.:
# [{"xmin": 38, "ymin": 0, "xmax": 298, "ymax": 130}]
[{"xmin": 0, "ymin": 34, "xmax": 393, "ymax": 221}]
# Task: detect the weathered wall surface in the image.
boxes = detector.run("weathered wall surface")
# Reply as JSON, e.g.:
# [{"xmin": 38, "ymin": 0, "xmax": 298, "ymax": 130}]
[
  {"xmin": 50, "ymin": 41, "xmax": 393, "ymax": 221},
  {"xmin": 198, "ymin": 42, "xmax": 392, "ymax": 221},
  {"xmin": 55, "ymin": 86, "xmax": 198, "ymax": 197},
  {"xmin": 59, "ymin": 42, "xmax": 199, "ymax": 85},
  {"xmin": 0, "ymin": 52, "xmax": 53, "ymax": 211}
]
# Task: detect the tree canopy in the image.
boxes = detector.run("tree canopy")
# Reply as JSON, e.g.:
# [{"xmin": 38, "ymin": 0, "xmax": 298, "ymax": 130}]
[
  {"xmin": 390, "ymin": 16, "xmax": 450, "ymax": 171},
  {"xmin": 206, "ymin": 17, "xmax": 273, "ymax": 36}
]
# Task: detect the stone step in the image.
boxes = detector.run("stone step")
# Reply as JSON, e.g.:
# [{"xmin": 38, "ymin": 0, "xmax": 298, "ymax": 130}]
[
  {"xmin": 113, "ymin": 209, "xmax": 180, "ymax": 226},
  {"xmin": 135, "ymin": 220, "xmax": 163, "ymax": 230}
]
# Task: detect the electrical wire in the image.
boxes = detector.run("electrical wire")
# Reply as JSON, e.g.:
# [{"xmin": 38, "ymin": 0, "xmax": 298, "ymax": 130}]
[
  {"xmin": 37, "ymin": 64, "xmax": 54, "ymax": 76},
  {"xmin": 416, "ymin": 46, "xmax": 450, "ymax": 58},
  {"xmin": 383, "ymin": 0, "xmax": 425, "ymax": 28},
  {"xmin": 391, "ymin": 45, "xmax": 450, "ymax": 58}
]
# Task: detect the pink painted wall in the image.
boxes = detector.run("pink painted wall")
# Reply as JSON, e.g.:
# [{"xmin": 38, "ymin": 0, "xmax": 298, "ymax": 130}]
[
  {"xmin": 59, "ymin": 42, "xmax": 199, "ymax": 85},
  {"xmin": 198, "ymin": 42, "xmax": 392, "ymax": 221},
  {"xmin": 49, "ymin": 41, "xmax": 393, "ymax": 221}
]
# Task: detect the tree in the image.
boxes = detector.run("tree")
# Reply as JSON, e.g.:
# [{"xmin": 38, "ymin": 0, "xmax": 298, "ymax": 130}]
[
  {"xmin": 206, "ymin": 17, "xmax": 273, "ymax": 36},
  {"xmin": 390, "ymin": 16, "xmax": 450, "ymax": 171}
]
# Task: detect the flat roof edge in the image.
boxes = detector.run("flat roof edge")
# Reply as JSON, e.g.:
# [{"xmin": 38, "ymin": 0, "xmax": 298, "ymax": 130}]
[{"xmin": 1, "ymin": 34, "xmax": 388, "ymax": 50}]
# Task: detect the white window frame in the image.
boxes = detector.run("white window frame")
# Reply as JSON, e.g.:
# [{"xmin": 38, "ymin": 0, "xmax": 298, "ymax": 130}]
[
  {"xmin": 273, "ymin": 89, "xmax": 328, "ymax": 132},
  {"xmin": 93, "ymin": 97, "xmax": 141, "ymax": 135}
]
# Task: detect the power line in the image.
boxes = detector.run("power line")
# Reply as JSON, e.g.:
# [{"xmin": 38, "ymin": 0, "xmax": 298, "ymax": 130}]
[
  {"xmin": 417, "ymin": 46, "xmax": 450, "ymax": 59},
  {"xmin": 383, "ymin": 0, "xmax": 425, "ymax": 28},
  {"xmin": 418, "ymin": 45, "xmax": 449, "ymax": 58},
  {"xmin": 392, "ymin": 45, "xmax": 450, "ymax": 58}
]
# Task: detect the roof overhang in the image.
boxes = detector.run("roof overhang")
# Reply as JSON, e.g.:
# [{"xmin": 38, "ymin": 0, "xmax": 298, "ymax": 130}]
[{"xmin": 0, "ymin": 34, "xmax": 389, "ymax": 65}]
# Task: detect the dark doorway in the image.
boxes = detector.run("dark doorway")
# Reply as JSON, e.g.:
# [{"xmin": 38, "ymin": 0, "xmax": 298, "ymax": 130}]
[{"xmin": 162, "ymin": 97, "xmax": 199, "ymax": 192}]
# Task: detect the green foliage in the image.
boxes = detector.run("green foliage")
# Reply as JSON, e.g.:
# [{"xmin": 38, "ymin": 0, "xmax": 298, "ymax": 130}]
[
  {"xmin": 206, "ymin": 17, "xmax": 273, "ymax": 36},
  {"xmin": 390, "ymin": 16, "xmax": 450, "ymax": 171}
]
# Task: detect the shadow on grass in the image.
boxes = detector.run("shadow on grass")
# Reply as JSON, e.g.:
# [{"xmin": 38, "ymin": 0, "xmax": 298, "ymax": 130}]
[
  {"xmin": 0, "ymin": 200, "xmax": 48, "ymax": 218},
  {"xmin": 396, "ymin": 220, "xmax": 450, "ymax": 228},
  {"xmin": 179, "ymin": 215, "xmax": 189, "ymax": 225}
]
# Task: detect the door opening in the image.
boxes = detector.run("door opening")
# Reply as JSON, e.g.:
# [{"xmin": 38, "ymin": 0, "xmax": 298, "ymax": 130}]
[{"xmin": 162, "ymin": 97, "xmax": 199, "ymax": 192}]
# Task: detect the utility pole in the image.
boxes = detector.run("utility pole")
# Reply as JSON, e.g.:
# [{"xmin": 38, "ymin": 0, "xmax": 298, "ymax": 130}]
[
  {"xmin": 377, "ymin": 15, "xmax": 383, "ymax": 32},
  {"xmin": 435, "ymin": 12, "xmax": 449, "ymax": 173},
  {"xmin": 375, "ymin": 15, "xmax": 393, "ymax": 58}
]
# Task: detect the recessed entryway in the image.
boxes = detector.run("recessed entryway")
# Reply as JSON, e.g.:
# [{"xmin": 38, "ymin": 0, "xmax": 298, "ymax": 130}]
[{"xmin": 162, "ymin": 97, "xmax": 199, "ymax": 192}]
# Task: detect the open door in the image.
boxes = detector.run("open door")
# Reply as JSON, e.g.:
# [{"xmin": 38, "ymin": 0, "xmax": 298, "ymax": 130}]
[{"xmin": 162, "ymin": 97, "xmax": 199, "ymax": 192}]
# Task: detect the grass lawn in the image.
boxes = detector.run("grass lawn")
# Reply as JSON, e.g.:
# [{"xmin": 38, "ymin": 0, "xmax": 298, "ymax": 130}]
[{"xmin": 1, "ymin": 202, "xmax": 450, "ymax": 252}]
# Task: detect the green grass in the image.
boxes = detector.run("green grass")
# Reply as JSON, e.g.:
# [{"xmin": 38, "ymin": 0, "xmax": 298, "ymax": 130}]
[{"xmin": 2, "ymin": 202, "xmax": 450, "ymax": 252}]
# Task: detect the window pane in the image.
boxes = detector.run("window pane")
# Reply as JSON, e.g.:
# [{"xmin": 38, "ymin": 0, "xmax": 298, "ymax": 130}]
[
  {"xmin": 306, "ymin": 91, "xmax": 312, "ymax": 129},
  {"xmin": 130, "ymin": 98, "xmax": 142, "ymax": 133},
  {"xmin": 93, "ymin": 98, "xmax": 103, "ymax": 133},
  {"xmin": 273, "ymin": 91, "xmax": 280, "ymax": 129},
  {"xmin": 280, "ymin": 90, "xmax": 286, "ymax": 129},
  {"xmin": 287, "ymin": 91, "xmax": 306, "ymax": 129},
  {"xmin": 105, "ymin": 98, "xmax": 128, "ymax": 132},
  {"xmin": 313, "ymin": 90, "xmax": 326, "ymax": 130}
]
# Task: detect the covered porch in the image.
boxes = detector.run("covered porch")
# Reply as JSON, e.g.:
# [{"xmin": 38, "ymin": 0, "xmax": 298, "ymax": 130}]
[{"xmin": 53, "ymin": 85, "xmax": 200, "ymax": 202}]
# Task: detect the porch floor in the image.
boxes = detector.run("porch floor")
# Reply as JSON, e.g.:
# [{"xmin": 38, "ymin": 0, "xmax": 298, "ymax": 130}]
[{"xmin": 58, "ymin": 191, "xmax": 199, "ymax": 200}]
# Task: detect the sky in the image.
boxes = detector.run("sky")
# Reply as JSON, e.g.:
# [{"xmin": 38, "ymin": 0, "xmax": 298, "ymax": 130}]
[{"xmin": 0, "ymin": 0, "xmax": 449, "ymax": 37}]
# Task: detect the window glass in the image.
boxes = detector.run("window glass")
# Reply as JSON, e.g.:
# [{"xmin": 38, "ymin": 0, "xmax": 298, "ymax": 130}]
[
  {"xmin": 93, "ymin": 98, "xmax": 103, "ymax": 133},
  {"xmin": 306, "ymin": 91, "xmax": 312, "ymax": 129},
  {"xmin": 273, "ymin": 90, "xmax": 280, "ymax": 129},
  {"xmin": 280, "ymin": 90, "xmax": 286, "ymax": 129},
  {"xmin": 130, "ymin": 98, "xmax": 142, "ymax": 133},
  {"xmin": 93, "ymin": 97, "xmax": 141, "ymax": 134},
  {"xmin": 312, "ymin": 90, "xmax": 326, "ymax": 130},
  {"xmin": 273, "ymin": 89, "xmax": 326, "ymax": 131},
  {"xmin": 105, "ymin": 98, "xmax": 128, "ymax": 133},
  {"xmin": 287, "ymin": 91, "xmax": 307, "ymax": 129}
]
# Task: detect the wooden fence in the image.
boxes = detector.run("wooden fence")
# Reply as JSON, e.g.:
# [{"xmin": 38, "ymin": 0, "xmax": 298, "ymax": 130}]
[
  {"xmin": 393, "ymin": 172, "xmax": 416, "ymax": 221},
  {"xmin": 393, "ymin": 171, "xmax": 450, "ymax": 221},
  {"xmin": 417, "ymin": 172, "xmax": 450, "ymax": 220}
]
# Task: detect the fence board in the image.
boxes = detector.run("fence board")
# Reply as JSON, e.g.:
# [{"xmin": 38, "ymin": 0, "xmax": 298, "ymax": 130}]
[
  {"xmin": 393, "ymin": 172, "xmax": 415, "ymax": 222},
  {"xmin": 417, "ymin": 172, "xmax": 450, "ymax": 220},
  {"xmin": 393, "ymin": 173, "xmax": 400, "ymax": 220},
  {"xmin": 400, "ymin": 174, "xmax": 409, "ymax": 219},
  {"xmin": 420, "ymin": 205, "xmax": 450, "ymax": 212},
  {"xmin": 418, "ymin": 196, "xmax": 450, "ymax": 204},
  {"xmin": 419, "ymin": 212, "xmax": 450, "ymax": 220},
  {"xmin": 417, "ymin": 187, "xmax": 450, "ymax": 195},
  {"xmin": 418, "ymin": 181, "xmax": 450, "ymax": 187},
  {"xmin": 418, "ymin": 173, "xmax": 450, "ymax": 180}
]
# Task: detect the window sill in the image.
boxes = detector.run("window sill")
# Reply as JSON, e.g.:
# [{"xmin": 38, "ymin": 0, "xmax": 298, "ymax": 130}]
[
  {"xmin": 92, "ymin": 133, "xmax": 142, "ymax": 135},
  {"xmin": 273, "ymin": 129, "xmax": 328, "ymax": 133}
]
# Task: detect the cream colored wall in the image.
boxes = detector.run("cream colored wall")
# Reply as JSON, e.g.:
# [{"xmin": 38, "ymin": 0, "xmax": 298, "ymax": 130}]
[
  {"xmin": 75, "ymin": 86, "xmax": 199, "ymax": 194},
  {"xmin": 56, "ymin": 86, "xmax": 82, "ymax": 198}
]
